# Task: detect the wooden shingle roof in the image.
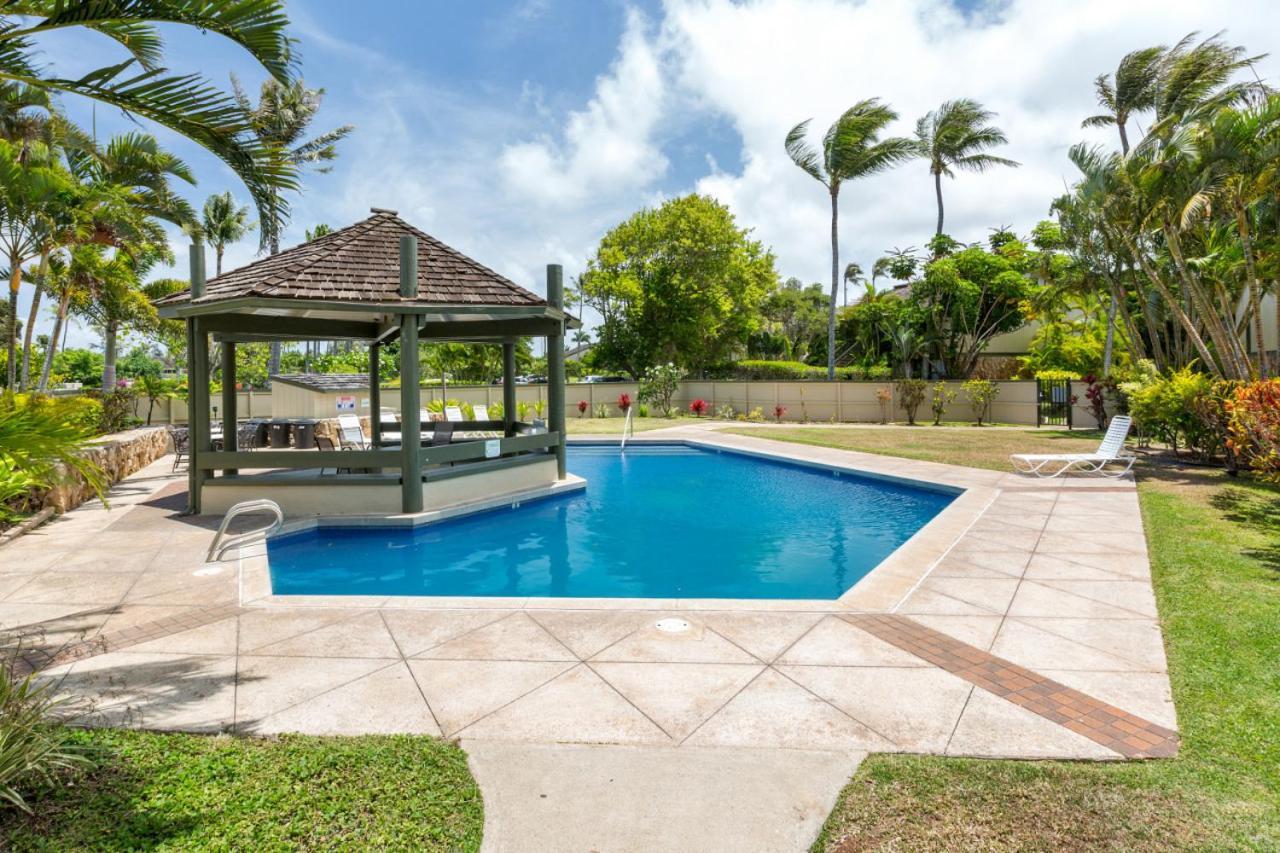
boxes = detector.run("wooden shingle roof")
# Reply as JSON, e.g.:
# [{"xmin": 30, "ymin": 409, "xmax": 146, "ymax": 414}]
[{"xmin": 157, "ymin": 208, "xmax": 544, "ymax": 308}]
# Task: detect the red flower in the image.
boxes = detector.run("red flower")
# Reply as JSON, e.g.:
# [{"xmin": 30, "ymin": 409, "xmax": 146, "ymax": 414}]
[
  {"xmin": 618, "ymin": 393, "xmax": 632, "ymax": 412},
  {"xmin": 577, "ymin": 399, "xmax": 589, "ymax": 417},
  {"xmin": 689, "ymin": 398, "xmax": 708, "ymax": 417}
]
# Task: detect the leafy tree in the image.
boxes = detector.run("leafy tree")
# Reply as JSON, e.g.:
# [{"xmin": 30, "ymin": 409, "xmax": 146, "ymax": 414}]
[
  {"xmin": 0, "ymin": 0, "xmax": 299, "ymax": 242},
  {"xmin": 756, "ymin": 278, "xmax": 829, "ymax": 362},
  {"xmin": 201, "ymin": 191, "xmax": 254, "ymax": 276},
  {"xmin": 909, "ymin": 243, "xmax": 1038, "ymax": 378},
  {"xmin": 305, "ymin": 223, "xmax": 332, "ymax": 241},
  {"xmin": 580, "ymin": 194, "xmax": 778, "ymax": 377},
  {"xmin": 841, "ymin": 261, "xmax": 863, "ymax": 306},
  {"xmin": 785, "ymin": 100, "xmax": 916, "ymax": 379},
  {"xmin": 914, "ymin": 98, "xmax": 1018, "ymax": 235}
]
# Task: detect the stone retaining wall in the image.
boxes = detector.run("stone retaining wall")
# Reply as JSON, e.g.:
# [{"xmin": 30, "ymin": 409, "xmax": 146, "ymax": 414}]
[{"xmin": 43, "ymin": 426, "xmax": 171, "ymax": 512}]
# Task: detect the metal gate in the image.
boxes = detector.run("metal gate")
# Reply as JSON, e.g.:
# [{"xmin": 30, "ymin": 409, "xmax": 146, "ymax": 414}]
[{"xmin": 1036, "ymin": 379, "xmax": 1073, "ymax": 429}]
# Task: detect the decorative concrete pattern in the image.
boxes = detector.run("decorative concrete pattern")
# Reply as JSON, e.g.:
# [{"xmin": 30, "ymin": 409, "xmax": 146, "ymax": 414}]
[{"xmin": 848, "ymin": 613, "xmax": 1178, "ymax": 758}]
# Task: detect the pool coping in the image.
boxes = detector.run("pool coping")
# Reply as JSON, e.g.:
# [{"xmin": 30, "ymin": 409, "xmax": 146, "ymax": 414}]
[{"xmin": 233, "ymin": 431, "xmax": 1000, "ymax": 614}]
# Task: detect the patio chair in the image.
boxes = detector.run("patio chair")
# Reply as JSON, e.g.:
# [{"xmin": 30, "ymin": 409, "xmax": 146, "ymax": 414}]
[
  {"xmin": 430, "ymin": 421, "xmax": 454, "ymax": 447},
  {"xmin": 378, "ymin": 409, "xmax": 401, "ymax": 445},
  {"xmin": 444, "ymin": 405, "xmax": 465, "ymax": 422},
  {"xmin": 1011, "ymin": 415, "xmax": 1136, "ymax": 478},
  {"xmin": 314, "ymin": 434, "xmax": 349, "ymax": 475},
  {"xmin": 237, "ymin": 422, "xmax": 260, "ymax": 450},
  {"xmin": 336, "ymin": 414, "xmax": 367, "ymax": 449},
  {"xmin": 470, "ymin": 404, "xmax": 501, "ymax": 438},
  {"xmin": 169, "ymin": 426, "xmax": 189, "ymax": 471}
]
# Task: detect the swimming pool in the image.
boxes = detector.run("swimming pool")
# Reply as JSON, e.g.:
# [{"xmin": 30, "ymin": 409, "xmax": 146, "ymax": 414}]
[{"xmin": 266, "ymin": 443, "xmax": 957, "ymax": 600}]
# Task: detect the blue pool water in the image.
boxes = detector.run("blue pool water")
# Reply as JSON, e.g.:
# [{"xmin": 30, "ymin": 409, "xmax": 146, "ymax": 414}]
[{"xmin": 267, "ymin": 444, "xmax": 957, "ymax": 600}]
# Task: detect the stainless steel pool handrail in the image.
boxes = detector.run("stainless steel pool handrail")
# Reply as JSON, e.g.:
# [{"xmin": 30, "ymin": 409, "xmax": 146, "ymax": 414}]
[
  {"xmin": 206, "ymin": 498, "xmax": 284, "ymax": 562},
  {"xmin": 620, "ymin": 405, "xmax": 635, "ymax": 451}
]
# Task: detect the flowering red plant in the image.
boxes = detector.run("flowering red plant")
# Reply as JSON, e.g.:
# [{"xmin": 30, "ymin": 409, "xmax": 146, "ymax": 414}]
[
  {"xmin": 689, "ymin": 398, "xmax": 708, "ymax": 417},
  {"xmin": 773, "ymin": 404, "xmax": 786, "ymax": 423},
  {"xmin": 617, "ymin": 393, "xmax": 632, "ymax": 412},
  {"xmin": 577, "ymin": 399, "xmax": 589, "ymax": 417}
]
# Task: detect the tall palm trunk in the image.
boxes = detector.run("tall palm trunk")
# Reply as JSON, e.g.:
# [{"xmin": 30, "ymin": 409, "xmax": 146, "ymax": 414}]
[
  {"xmin": 1102, "ymin": 288, "xmax": 1117, "ymax": 376},
  {"xmin": 101, "ymin": 321, "xmax": 118, "ymax": 392},
  {"xmin": 1161, "ymin": 220, "xmax": 1250, "ymax": 379},
  {"xmin": 6, "ymin": 263, "xmax": 20, "ymax": 389},
  {"xmin": 933, "ymin": 169, "xmax": 944, "ymax": 236},
  {"xmin": 215, "ymin": 244, "xmax": 224, "ymax": 276},
  {"xmin": 1232, "ymin": 197, "xmax": 1270, "ymax": 377},
  {"xmin": 1123, "ymin": 233, "xmax": 1220, "ymax": 377},
  {"xmin": 827, "ymin": 188, "xmax": 839, "ymax": 380},
  {"xmin": 37, "ymin": 289, "xmax": 70, "ymax": 391},
  {"xmin": 18, "ymin": 250, "xmax": 48, "ymax": 391}
]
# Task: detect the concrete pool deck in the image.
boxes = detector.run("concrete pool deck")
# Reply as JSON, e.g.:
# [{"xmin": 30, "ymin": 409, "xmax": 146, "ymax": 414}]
[{"xmin": 2, "ymin": 425, "xmax": 1176, "ymax": 851}]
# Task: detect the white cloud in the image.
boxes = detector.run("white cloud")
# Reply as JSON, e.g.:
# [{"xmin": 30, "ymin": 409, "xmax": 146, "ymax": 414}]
[{"xmin": 498, "ymin": 7, "xmax": 669, "ymax": 208}]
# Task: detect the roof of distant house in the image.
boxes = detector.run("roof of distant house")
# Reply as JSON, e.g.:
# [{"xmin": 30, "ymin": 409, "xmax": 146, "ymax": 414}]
[
  {"xmin": 156, "ymin": 208, "xmax": 544, "ymax": 309},
  {"xmin": 270, "ymin": 373, "xmax": 368, "ymax": 392}
]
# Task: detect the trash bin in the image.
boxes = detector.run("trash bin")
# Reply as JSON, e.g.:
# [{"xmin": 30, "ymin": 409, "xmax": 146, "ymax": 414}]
[
  {"xmin": 249, "ymin": 419, "xmax": 270, "ymax": 448},
  {"xmin": 267, "ymin": 419, "xmax": 292, "ymax": 449},
  {"xmin": 291, "ymin": 418, "xmax": 320, "ymax": 450}
]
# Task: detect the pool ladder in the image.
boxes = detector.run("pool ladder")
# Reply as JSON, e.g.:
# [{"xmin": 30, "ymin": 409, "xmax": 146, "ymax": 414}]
[
  {"xmin": 206, "ymin": 498, "xmax": 284, "ymax": 562},
  {"xmin": 620, "ymin": 405, "xmax": 635, "ymax": 451}
]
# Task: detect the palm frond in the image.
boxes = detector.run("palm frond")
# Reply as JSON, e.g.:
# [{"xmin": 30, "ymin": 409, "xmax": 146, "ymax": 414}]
[{"xmin": 784, "ymin": 119, "xmax": 826, "ymax": 185}]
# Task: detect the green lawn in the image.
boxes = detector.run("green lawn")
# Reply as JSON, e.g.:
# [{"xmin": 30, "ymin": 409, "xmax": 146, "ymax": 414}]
[
  {"xmin": 719, "ymin": 427, "xmax": 1279, "ymax": 851},
  {"xmin": 0, "ymin": 731, "xmax": 484, "ymax": 851},
  {"xmin": 565, "ymin": 414, "xmax": 691, "ymax": 433}
]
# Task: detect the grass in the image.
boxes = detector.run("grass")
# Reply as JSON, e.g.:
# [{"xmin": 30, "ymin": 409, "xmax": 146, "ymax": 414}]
[
  {"xmin": 721, "ymin": 426, "xmax": 1279, "ymax": 850},
  {"xmin": 565, "ymin": 414, "xmax": 690, "ymax": 433},
  {"xmin": 0, "ymin": 730, "xmax": 484, "ymax": 851}
]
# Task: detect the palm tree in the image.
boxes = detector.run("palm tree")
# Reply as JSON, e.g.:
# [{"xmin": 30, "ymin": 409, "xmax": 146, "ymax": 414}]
[
  {"xmin": 234, "ymin": 77, "xmax": 353, "ymax": 377},
  {"xmin": 0, "ymin": 2, "xmax": 298, "ymax": 238},
  {"xmin": 304, "ymin": 223, "xmax": 332, "ymax": 241},
  {"xmin": 0, "ymin": 138, "xmax": 69, "ymax": 388},
  {"xmin": 202, "ymin": 192, "xmax": 254, "ymax": 276},
  {"xmin": 870, "ymin": 256, "xmax": 892, "ymax": 286},
  {"xmin": 785, "ymin": 100, "xmax": 916, "ymax": 379},
  {"xmin": 1083, "ymin": 46, "xmax": 1167, "ymax": 154},
  {"xmin": 914, "ymin": 99, "xmax": 1019, "ymax": 236},
  {"xmin": 842, "ymin": 261, "xmax": 863, "ymax": 306}
]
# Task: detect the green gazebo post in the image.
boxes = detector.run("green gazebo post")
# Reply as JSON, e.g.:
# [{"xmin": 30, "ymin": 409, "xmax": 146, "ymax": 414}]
[
  {"xmin": 546, "ymin": 264, "xmax": 566, "ymax": 478},
  {"xmin": 398, "ymin": 235, "xmax": 423, "ymax": 513}
]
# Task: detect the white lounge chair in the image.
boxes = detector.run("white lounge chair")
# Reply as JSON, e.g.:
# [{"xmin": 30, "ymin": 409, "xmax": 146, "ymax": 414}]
[
  {"xmin": 444, "ymin": 405, "xmax": 465, "ymax": 422},
  {"xmin": 1011, "ymin": 415, "xmax": 1136, "ymax": 478},
  {"xmin": 377, "ymin": 409, "xmax": 401, "ymax": 445},
  {"xmin": 336, "ymin": 414, "xmax": 367, "ymax": 449}
]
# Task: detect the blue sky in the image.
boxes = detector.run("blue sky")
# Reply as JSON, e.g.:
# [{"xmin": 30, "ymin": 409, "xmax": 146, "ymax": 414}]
[{"xmin": 25, "ymin": 0, "xmax": 1280, "ymax": 350}]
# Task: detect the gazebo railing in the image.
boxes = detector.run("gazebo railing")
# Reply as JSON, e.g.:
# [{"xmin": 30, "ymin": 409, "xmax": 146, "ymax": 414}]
[{"xmin": 198, "ymin": 429, "xmax": 560, "ymax": 481}]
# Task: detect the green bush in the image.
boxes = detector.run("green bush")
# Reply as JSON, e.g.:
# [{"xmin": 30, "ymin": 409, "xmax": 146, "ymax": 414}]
[
  {"xmin": 1033, "ymin": 369, "xmax": 1081, "ymax": 381},
  {"xmin": 0, "ymin": 394, "xmax": 105, "ymax": 519},
  {"xmin": 896, "ymin": 379, "xmax": 928, "ymax": 425},
  {"xmin": 1123, "ymin": 366, "xmax": 1217, "ymax": 458},
  {"xmin": 930, "ymin": 382, "xmax": 956, "ymax": 426},
  {"xmin": 962, "ymin": 379, "xmax": 1000, "ymax": 426},
  {"xmin": 638, "ymin": 363, "xmax": 681, "ymax": 416}
]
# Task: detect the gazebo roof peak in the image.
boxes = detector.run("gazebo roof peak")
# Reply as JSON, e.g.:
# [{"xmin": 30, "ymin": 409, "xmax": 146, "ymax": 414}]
[{"xmin": 157, "ymin": 209, "xmax": 544, "ymax": 310}]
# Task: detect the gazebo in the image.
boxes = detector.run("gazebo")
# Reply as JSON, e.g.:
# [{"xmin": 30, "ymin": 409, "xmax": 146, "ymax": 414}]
[{"xmin": 155, "ymin": 208, "xmax": 576, "ymax": 516}]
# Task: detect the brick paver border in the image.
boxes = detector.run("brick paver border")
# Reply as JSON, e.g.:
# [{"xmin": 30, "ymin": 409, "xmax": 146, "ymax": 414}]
[
  {"xmin": 11, "ymin": 601, "xmax": 246, "ymax": 677},
  {"xmin": 845, "ymin": 613, "xmax": 1178, "ymax": 759}
]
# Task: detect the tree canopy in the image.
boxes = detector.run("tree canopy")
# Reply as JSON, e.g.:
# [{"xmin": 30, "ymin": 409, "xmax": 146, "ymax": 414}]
[{"xmin": 580, "ymin": 194, "xmax": 779, "ymax": 377}]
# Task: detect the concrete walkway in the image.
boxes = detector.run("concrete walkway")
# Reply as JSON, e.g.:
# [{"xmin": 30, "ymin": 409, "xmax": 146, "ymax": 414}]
[{"xmin": 0, "ymin": 428, "xmax": 1175, "ymax": 851}]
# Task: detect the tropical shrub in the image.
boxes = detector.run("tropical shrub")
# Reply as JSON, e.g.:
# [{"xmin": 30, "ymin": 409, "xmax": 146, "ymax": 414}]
[
  {"xmin": 1079, "ymin": 374, "xmax": 1115, "ymax": 430},
  {"xmin": 962, "ymin": 379, "xmax": 999, "ymax": 426},
  {"xmin": 875, "ymin": 386, "xmax": 892, "ymax": 424},
  {"xmin": 930, "ymin": 382, "xmax": 955, "ymax": 426},
  {"xmin": 516, "ymin": 401, "xmax": 532, "ymax": 421},
  {"xmin": 715, "ymin": 403, "xmax": 736, "ymax": 420},
  {"xmin": 1225, "ymin": 379, "xmax": 1280, "ymax": 481},
  {"xmin": 896, "ymin": 379, "xmax": 927, "ymax": 425},
  {"xmin": 577, "ymin": 400, "xmax": 588, "ymax": 418},
  {"xmin": 0, "ymin": 657, "xmax": 91, "ymax": 812},
  {"xmin": 617, "ymin": 393, "xmax": 632, "ymax": 413},
  {"xmin": 0, "ymin": 395, "xmax": 105, "ymax": 521},
  {"xmin": 637, "ymin": 404, "xmax": 649, "ymax": 417},
  {"xmin": 1123, "ymin": 367, "xmax": 1217, "ymax": 458},
  {"xmin": 638, "ymin": 363, "xmax": 681, "ymax": 417},
  {"xmin": 773, "ymin": 404, "xmax": 786, "ymax": 423},
  {"xmin": 689, "ymin": 398, "xmax": 708, "ymax": 417},
  {"xmin": 593, "ymin": 404, "xmax": 610, "ymax": 419}
]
